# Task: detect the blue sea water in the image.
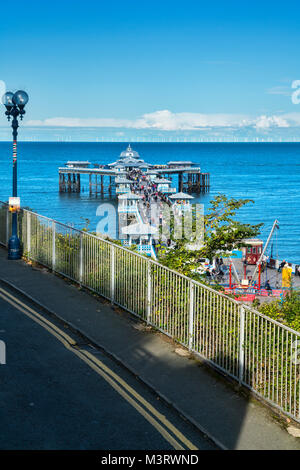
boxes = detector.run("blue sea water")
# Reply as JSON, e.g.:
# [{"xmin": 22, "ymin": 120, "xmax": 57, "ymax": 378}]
[{"xmin": 0, "ymin": 142, "xmax": 299, "ymax": 263}]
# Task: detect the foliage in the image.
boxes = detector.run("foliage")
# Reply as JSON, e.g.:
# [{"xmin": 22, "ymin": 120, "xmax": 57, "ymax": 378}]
[
  {"xmin": 157, "ymin": 194, "xmax": 262, "ymax": 279},
  {"xmin": 258, "ymin": 290, "xmax": 300, "ymax": 332},
  {"xmin": 201, "ymin": 194, "xmax": 262, "ymax": 259}
]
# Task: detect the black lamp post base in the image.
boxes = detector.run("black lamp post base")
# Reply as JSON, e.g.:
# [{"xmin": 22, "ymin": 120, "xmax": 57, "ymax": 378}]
[{"xmin": 8, "ymin": 235, "xmax": 21, "ymax": 260}]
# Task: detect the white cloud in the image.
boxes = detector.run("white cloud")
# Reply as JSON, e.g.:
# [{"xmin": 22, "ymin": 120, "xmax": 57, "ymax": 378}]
[
  {"xmin": 133, "ymin": 110, "xmax": 250, "ymax": 130},
  {"xmin": 280, "ymin": 112, "xmax": 300, "ymax": 126},
  {"xmin": 266, "ymin": 86, "xmax": 291, "ymax": 96},
  {"xmin": 26, "ymin": 109, "xmax": 299, "ymax": 131},
  {"xmin": 254, "ymin": 115, "xmax": 289, "ymax": 129},
  {"xmin": 26, "ymin": 117, "xmax": 133, "ymax": 128}
]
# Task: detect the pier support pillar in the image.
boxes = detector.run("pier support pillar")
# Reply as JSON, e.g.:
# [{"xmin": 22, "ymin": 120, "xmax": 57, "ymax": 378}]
[
  {"xmin": 62, "ymin": 174, "xmax": 66, "ymax": 192},
  {"xmin": 178, "ymin": 173, "xmax": 183, "ymax": 192},
  {"xmin": 67, "ymin": 173, "xmax": 72, "ymax": 192},
  {"xmin": 188, "ymin": 173, "xmax": 192, "ymax": 192}
]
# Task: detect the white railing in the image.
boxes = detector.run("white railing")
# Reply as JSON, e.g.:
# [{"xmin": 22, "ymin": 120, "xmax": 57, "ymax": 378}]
[{"xmin": 0, "ymin": 201, "xmax": 299, "ymax": 422}]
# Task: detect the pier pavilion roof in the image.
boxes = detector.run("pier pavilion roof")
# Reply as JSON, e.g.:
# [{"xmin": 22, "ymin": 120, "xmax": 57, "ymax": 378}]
[
  {"xmin": 122, "ymin": 222, "xmax": 158, "ymax": 236},
  {"xmin": 113, "ymin": 164, "xmax": 126, "ymax": 169},
  {"xmin": 108, "ymin": 144, "xmax": 151, "ymax": 169},
  {"xmin": 153, "ymin": 178, "xmax": 172, "ymax": 184},
  {"xmin": 120, "ymin": 144, "xmax": 140, "ymax": 159},
  {"xmin": 169, "ymin": 192, "xmax": 194, "ymax": 200},
  {"xmin": 65, "ymin": 161, "xmax": 90, "ymax": 168},
  {"xmin": 167, "ymin": 161, "xmax": 198, "ymax": 167}
]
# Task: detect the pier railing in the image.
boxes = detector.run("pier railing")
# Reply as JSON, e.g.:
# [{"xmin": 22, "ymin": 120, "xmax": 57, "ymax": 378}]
[{"xmin": 0, "ymin": 201, "xmax": 299, "ymax": 423}]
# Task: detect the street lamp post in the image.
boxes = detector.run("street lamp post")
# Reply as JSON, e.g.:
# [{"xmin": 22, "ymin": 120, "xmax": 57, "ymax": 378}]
[{"xmin": 2, "ymin": 90, "xmax": 29, "ymax": 260}]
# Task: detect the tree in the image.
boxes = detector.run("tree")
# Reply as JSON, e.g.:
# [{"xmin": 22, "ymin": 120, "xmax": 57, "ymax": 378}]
[{"xmin": 157, "ymin": 194, "xmax": 262, "ymax": 279}]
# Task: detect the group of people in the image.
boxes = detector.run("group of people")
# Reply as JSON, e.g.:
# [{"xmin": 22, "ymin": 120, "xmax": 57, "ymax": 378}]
[
  {"xmin": 127, "ymin": 169, "xmax": 172, "ymax": 211},
  {"xmin": 203, "ymin": 258, "xmax": 226, "ymax": 281},
  {"xmin": 124, "ymin": 170, "xmax": 174, "ymax": 247}
]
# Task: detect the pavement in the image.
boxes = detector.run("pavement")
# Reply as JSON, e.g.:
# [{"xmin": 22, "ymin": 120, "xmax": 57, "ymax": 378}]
[
  {"xmin": 0, "ymin": 288, "xmax": 214, "ymax": 450},
  {"xmin": 0, "ymin": 246, "xmax": 300, "ymax": 450}
]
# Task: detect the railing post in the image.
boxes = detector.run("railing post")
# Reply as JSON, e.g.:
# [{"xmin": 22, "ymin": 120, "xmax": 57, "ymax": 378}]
[
  {"xmin": 239, "ymin": 306, "xmax": 245, "ymax": 385},
  {"xmin": 27, "ymin": 212, "xmax": 31, "ymax": 257},
  {"xmin": 79, "ymin": 232, "xmax": 83, "ymax": 287},
  {"xmin": 111, "ymin": 244, "xmax": 115, "ymax": 304},
  {"xmin": 189, "ymin": 281, "xmax": 194, "ymax": 351},
  {"xmin": 52, "ymin": 221, "xmax": 56, "ymax": 271},
  {"xmin": 147, "ymin": 261, "xmax": 152, "ymax": 324}
]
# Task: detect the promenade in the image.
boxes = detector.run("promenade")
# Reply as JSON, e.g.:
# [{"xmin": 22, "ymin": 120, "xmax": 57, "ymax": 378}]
[
  {"xmin": 225, "ymin": 259, "xmax": 300, "ymax": 291},
  {"xmin": 0, "ymin": 246, "xmax": 299, "ymax": 450}
]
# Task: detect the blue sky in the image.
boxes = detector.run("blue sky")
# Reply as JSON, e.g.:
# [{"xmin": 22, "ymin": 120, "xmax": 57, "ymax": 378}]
[{"xmin": 1, "ymin": 0, "xmax": 300, "ymax": 140}]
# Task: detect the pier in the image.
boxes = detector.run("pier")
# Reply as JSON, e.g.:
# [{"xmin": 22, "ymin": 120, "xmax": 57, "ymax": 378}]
[
  {"xmin": 58, "ymin": 145, "xmax": 210, "ymax": 195},
  {"xmin": 58, "ymin": 145, "xmax": 210, "ymax": 259}
]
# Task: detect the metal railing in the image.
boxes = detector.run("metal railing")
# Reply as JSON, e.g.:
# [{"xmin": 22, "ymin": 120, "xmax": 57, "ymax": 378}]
[{"xmin": 0, "ymin": 200, "xmax": 299, "ymax": 422}]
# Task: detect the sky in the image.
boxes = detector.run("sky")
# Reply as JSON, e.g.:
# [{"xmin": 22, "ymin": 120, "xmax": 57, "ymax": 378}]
[{"xmin": 1, "ymin": 0, "xmax": 300, "ymax": 141}]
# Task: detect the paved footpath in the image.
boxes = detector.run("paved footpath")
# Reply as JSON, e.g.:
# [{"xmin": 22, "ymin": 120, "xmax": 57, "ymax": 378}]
[
  {"xmin": 0, "ymin": 288, "xmax": 214, "ymax": 450},
  {"xmin": 0, "ymin": 246, "xmax": 299, "ymax": 450}
]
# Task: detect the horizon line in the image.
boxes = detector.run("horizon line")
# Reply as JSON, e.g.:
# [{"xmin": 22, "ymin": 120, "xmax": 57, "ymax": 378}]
[{"xmin": 0, "ymin": 140, "xmax": 300, "ymax": 144}]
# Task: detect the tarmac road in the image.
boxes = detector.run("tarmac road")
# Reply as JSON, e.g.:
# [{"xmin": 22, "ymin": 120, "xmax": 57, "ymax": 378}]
[{"xmin": 0, "ymin": 285, "xmax": 217, "ymax": 450}]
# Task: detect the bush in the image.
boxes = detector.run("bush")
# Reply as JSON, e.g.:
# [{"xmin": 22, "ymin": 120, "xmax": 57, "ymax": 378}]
[{"xmin": 259, "ymin": 290, "xmax": 300, "ymax": 332}]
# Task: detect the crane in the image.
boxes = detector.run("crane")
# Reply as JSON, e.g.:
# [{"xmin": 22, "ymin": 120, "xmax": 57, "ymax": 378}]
[{"xmin": 251, "ymin": 219, "xmax": 279, "ymax": 285}]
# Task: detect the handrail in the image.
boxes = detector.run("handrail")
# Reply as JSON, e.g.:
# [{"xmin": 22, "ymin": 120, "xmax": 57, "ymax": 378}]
[{"xmin": 1, "ymin": 199, "xmax": 300, "ymax": 422}]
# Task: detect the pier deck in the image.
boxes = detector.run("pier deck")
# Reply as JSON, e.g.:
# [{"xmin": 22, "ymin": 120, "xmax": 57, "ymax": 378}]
[{"xmin": 59, "ymin": 166, "xmax": 210, "ymax": 194}]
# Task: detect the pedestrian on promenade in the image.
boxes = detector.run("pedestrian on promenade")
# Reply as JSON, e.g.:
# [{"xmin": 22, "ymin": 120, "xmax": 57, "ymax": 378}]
[
  {"xmin": 278, "ymin": 260, "xmax": 286, "ymax": 273},
  {"xmin": 282, "ymin": 263, "xmax": 292, "ymax": 289},
  {"xmin": 264, "ymin": 279, "xmax": 272, "ymax": 292}
]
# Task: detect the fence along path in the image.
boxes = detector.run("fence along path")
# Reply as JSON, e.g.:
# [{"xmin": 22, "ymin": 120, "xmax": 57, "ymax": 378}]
[{"xmin": 0, "ymin": 201, "xmax": 299, "ymax": 423}]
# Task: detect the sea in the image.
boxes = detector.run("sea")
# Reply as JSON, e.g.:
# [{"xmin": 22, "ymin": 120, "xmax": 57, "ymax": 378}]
[{"xmin": 0, "ymin": 142, "xmax": 299, "ymax": 263}]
